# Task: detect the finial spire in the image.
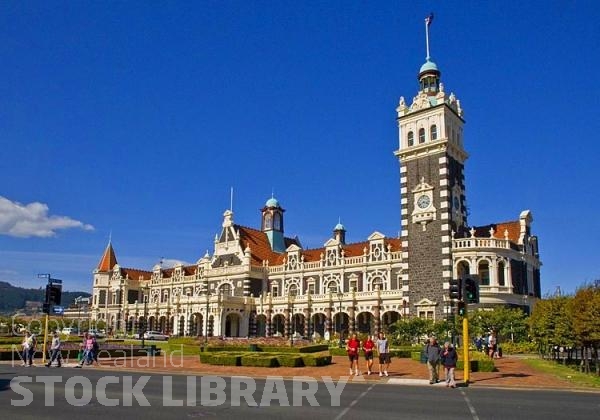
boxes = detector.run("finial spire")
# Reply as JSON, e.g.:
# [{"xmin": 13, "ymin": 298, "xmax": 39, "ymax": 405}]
[
  {"xmin": 230, "ymin": 187, "xmax": 234, "ymax": 212},
  {"xmin": 424, "ymin": 12, "xmax": 434, "ymax": 60}
]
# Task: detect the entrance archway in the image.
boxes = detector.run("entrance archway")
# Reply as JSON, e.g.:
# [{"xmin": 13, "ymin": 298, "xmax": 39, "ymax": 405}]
[
  {"xmin": 356, "ymin": 311, "xmax": 375, "ymax": 335},
  {"xmin": 256, "ymin": 314, "xmax": 267, "ymax": 337},
  {"xmin": 225, "ymin": 313, "xmax": 241, "ymax": 337},
  {"xmin": 332, "ymin": 313, "xmax": 349, "ymax": 339},
  {"xmin": 311, "ymin": 313, "xmax": 326, "ymax": 339},
  {"xmin": 381, "ymin": 310, "xmax": 401, "ymax": 331},
  {"xmin": 291, "ymin": 313, "xmax": 305, "ymax": 338},
  {"xmin": 272, "ymin": 314, "xmax": 285, "ymax": 336}
]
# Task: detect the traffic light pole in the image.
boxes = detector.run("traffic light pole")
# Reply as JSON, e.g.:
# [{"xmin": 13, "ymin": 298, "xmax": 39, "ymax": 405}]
[
  {"xmin": 463, "ymin": 316, "xmax": 470, "ymax": 384},
  {"xmin": 42, "ymin": 313, "xmax": 49, "ymax": 364}
]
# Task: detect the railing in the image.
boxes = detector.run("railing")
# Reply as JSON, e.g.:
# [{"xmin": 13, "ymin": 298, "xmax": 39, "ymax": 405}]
[{"xmin": 452, "ymin": 237, "xmax": 511, "ymax": 250}]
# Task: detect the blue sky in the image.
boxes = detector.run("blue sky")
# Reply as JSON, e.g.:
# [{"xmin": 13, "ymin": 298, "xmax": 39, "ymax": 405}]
[{"xmin": 1, "ymin": 1, "xmax": 599, "ymax": 294}]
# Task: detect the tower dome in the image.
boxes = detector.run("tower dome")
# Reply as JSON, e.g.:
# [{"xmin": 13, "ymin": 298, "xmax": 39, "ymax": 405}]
[
  {"xmin": 265, "ymin": 197, "xmax": 279, "ymax": 208},
  {"xmin": 419, "ymin": 59, "xmax": 439, "ymax": 74}
]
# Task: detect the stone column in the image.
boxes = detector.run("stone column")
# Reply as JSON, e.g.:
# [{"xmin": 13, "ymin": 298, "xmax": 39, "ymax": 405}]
[
  {"xmin": 303, "ymin": 308, "xmax": 310, "ymax": 338},
  {"xmin": 284, "ymin": 308, "xmax": 290, "ymax": 338},
  {"xmin": 266, "ymin": 309, "xmax": 272, "ymax": 337},
  {"xmin": 349, "ymin": 306, "xmax": 355, "ymax": 335}
]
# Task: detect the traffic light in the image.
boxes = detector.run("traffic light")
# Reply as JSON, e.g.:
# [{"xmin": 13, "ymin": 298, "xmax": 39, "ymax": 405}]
[
  {"xmin": 464, "ymin": 277, "xmax": 479, "ymax": 304},
  {"xmin": 449, "ymin": 278, "xmax": 462, "ymax": 300},
  {"xmin": 46, "ymin": 284, "xmax": 62, "ymax": 305},
  {"xmin": 457, "ymin": 301, "xmax": 466, "ymax": 316}
]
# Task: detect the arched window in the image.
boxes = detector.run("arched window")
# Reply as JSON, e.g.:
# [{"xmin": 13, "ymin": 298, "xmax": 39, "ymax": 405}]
[
  {"xmin": 479, "ymin": 261, "xmax": 490, "ymax": 286},
  {"xmin": 407, "ymin": 131, "xmax": 414, "ymax": 147},
  {"xmin": 273, "ymin": 213, "xmax": 281, "ymax": 230},
  {"xmin": 264, "ymin": 213, "xmax": 272, "ymax": 230},
  {"xmin": 497, "ymin": 262, "xmax": 506, "ymax": 286},
  {"xmin": 430, "ymin": 124, "xmax": 437, "ymax": 140},
  {"xmin": 418, "ymin": 128, "xmax": 426, "ymax": 143}
]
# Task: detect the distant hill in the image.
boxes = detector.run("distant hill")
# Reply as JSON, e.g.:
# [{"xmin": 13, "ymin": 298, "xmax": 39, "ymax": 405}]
[{"xmin": 0, "ymin": 281, "xmax": 91, "ymax": 315}]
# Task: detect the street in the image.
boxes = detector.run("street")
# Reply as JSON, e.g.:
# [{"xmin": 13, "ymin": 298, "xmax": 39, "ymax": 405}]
[{"xmin": 0, "ymin": 364, "xmax": 597, "ymax": 419}]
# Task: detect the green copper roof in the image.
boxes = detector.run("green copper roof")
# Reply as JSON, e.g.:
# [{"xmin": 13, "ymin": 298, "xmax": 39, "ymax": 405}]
[
  {"xmin": 419, "ymin": 59, "xmax": 439, "ymax": 74},
  {"xmin": 334, "ymin": 223, "xmax": 345, "ymax": 231},
  {"xmin": 266, "ymin": 197, "xmax": 279, "ymax": 207}
]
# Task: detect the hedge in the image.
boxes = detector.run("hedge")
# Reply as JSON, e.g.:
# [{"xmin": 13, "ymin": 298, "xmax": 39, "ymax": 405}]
[
  {"xmin": 207, "ymin": 353, "xmax": 243, "ymax": 366},
  {"xmin": 241, "ymin": 355, "xmax": 279, "ymax": 367},
  {"xmin": 276, "ymin": 355, "xmax": 304, "ymax": 367},
  {"xmin": 302, "ymin": 354, "xmax": 332, "ymax": 367}
]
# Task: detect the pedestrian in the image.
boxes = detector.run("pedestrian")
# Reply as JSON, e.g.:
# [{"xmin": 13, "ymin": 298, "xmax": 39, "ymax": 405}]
[
  {"xmin": 21, "ymin": 331, "xmax": 35, "ymax": 366},
  {"xmin": 440, "ymin": 341, "xmax": 458, "ymax": 388},
  {"xmin": 46, "ymin": 331, "xmax": 62, "ymax": 368},
  {"xmin": 376, "ymin": 332, "xmax": 390, "ymax": 377},
  {"xmin": 424, "ymin": 336, "xmax": 441, "ymax": 384},
  {"xmin": 488, "ymin": 331, "xmax": 497, "ymax": 359},
  {"xmin": 363, "ymin": 335, "xmax": 375, "ymax": 375},
  {"xmin": 346, "ymin": 333, "xmax": 361, "ymax": 376},
  {"xmin": 75, "ymin": 332, "xmax": 94, "ymax": 368}
]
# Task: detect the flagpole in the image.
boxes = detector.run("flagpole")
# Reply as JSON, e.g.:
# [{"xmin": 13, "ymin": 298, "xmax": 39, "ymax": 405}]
[{"xmin": 425, "ymin": 17, "xmax": 431, "ymax": 60}]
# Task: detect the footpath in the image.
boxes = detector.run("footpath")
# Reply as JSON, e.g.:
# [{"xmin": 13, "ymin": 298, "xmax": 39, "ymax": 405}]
[{"xmin": 53, "ymin": 354, "xmax": 595, "ymax": 391}]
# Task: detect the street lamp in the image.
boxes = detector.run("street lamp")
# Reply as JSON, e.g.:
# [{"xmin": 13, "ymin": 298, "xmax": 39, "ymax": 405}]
[
  {"xmin": 337, "ymin": 291, "xmax": 344, "ymax": 348},
  {"xmin": 141, "ymin": 286, "xmax": 149, "ymax": 348},
  {"xmin": 288, "ymin": 293, "xmax": 296, "ymax": 347}
]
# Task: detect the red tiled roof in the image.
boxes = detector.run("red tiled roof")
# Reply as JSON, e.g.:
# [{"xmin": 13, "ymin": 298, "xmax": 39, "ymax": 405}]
[
  {"xmin": 121, "ymin": 268, "xmax": 152, "ymax": 281},
  {"xmin": 473, "ymin": 220, "xmax": 521, "ymax": 242},
  {"xmin": 97, "ymin": 242, "xmax": 117, "ymax": 271}
]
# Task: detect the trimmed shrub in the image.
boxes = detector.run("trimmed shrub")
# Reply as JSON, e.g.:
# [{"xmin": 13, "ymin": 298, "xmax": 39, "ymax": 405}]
[
  {"xmin": 411, "ymin": 351, "xmax": 424, "ymax": 362},
  {"xmin": 199, "ymin": 352, "xmax": 213, "ymax": 363},
  {"xmin": 329, "ymin": 347, "xmax": 347, "ymax": 356},
  {"xmin": 389, "ymin": 349, "xmax": 412, "ymax": 358},
  {"xmin": 298, "ymin": 344, "xmax": 329, "ymax": 353},
  {"xmin": 276, "ymin": 355, "xmax": 304, "ymax": 367},
  {"xmin": 241, "ymin": 355, "xmax": 279, "ymax": 367},
  {"xmin": 456, "ymin": 359, "xmax": 495, "ymax": 372},
  {"xmin": 302, "ymin": 354, "xmax": 332, "ymax": 367},
  {"xmin": 210, "ymin": 353, "xmax": 242, "ymax": 366},
  {"xmin": 259, "ymin": 346, "xmax": 299, "ymax": 354}
]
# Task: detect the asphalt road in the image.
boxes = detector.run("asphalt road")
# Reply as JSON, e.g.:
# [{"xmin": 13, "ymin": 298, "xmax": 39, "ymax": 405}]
[{"xmin": 0, "ymin": 365, "xmax": 598, "ymax": 419}]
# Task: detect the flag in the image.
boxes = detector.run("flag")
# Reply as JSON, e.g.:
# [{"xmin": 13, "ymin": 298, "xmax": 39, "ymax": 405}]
[{"xmin": 425, "ymin": 13, "xmax": 434, "ymax": 26}]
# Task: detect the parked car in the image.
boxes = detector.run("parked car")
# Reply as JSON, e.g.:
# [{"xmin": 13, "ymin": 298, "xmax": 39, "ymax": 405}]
[
  {"xmin": 87, "ymin": 329, "xmax": 105, "ymax": 339},
  {"xmin": 143, "ymin": 331, "xmax": 169, "ymax": 341},
  {"xmin": 61, "ymin": 327, "xmax": 79, "ymax": 335}
]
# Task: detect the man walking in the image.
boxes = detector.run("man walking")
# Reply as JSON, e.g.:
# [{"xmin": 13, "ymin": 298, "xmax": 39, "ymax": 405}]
[
  {"xmin": 376, "ymin": 332, "xmax": 390, "ymax": 377},
  {"xmin": 425, "ymin": 336, "xmax": 441, "ymax": 384},
  {"xmin": 46, "ymin": 331, "xmax": 62, "ymax": 368}
]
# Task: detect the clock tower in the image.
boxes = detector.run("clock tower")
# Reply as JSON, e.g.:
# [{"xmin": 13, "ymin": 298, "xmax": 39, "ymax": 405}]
[{"xmin": 394, "ymin": 18, "xmax": 468, "ymax": 319}]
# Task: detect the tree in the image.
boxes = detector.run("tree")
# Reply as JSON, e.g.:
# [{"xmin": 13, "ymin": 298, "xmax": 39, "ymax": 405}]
[
  {"xmin": 529, "ymin": 295, "xmax": 575, "ymax": 353},
  {"xmin": 569, "ymin": 284, "xmax": 600, "ymax": 374},
  {"xmin": 468, "ymin": 307, "xmax": 529, "ymax": 344}
]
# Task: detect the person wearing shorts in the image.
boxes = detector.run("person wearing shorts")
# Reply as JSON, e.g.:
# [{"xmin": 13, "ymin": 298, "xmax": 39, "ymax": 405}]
[
  {"xmin": 363, "ymin": 335, "xmax": 375, "ymax": 375},
  {"xmin": 346, "ymin": 333, "xmax": 361, "ymax": 376},
  {"xmin": 376, "ymin": 332, "xmax": 390, "ymax": 377}
]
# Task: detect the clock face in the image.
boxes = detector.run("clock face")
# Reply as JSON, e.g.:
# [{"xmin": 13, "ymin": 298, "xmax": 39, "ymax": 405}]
[{"xmin": 417, "ymin": 194, "xmax": 431, "ymax": 209}]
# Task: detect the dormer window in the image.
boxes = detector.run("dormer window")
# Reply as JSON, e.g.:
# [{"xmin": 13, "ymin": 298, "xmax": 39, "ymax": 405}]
[
  {"xmin": 430, "ymin": 124, "xmax": 437, "ymax": 140},
  {"xmin": 419, "ymin": 128, "xmax": 426, "ymax": 144},
  {"xmin": 407, "ymin": 131, "xmax": 414, "ymax": 146}
]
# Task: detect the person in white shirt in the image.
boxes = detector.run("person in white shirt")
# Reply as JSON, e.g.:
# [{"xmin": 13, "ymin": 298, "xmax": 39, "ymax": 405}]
[{"xmin": 46, "ymin": 331, "xmax": 62, "ymax": 367}]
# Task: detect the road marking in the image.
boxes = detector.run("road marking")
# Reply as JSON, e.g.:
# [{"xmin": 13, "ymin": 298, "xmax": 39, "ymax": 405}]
[
  {"xmin": 333, "ymin": 383, "xmax": 376, "ymax": 420},
  {"xmin": 460, "ymin": 388, "xmax": 480, "ymax": 420}
]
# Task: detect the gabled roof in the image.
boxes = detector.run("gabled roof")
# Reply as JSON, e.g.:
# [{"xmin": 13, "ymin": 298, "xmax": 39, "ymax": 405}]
[
  {"xmin": 236, "ymin": 224, "xmax": 296, "ymax": 266},
  {"xmin": 97, "ymin": 242, "xmax": 117, "ymax": 272}
]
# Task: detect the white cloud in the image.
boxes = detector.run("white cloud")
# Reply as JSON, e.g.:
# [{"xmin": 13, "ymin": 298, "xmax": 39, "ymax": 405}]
[
  {"xmin": 0, "ymin": 196, "xmax": 94, "ymax": 238},
  {"xmin": 160, "ymin": 258, "xmax": 191, "ymax": 268}
]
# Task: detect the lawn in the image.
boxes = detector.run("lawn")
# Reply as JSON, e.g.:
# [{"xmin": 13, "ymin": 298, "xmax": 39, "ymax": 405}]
[{"xmin": 522, "ymin": 358, "xmax": 600, "ymax": 389}]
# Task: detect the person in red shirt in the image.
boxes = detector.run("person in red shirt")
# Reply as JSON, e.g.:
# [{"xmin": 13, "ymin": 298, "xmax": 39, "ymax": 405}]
[
  {"xmin": 362, "ymin": 335, "xmax": 375, "ymax": 375},
  {"xmin": 346, "ymin": 333, "xmax": 361, "ymax": 376}
]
